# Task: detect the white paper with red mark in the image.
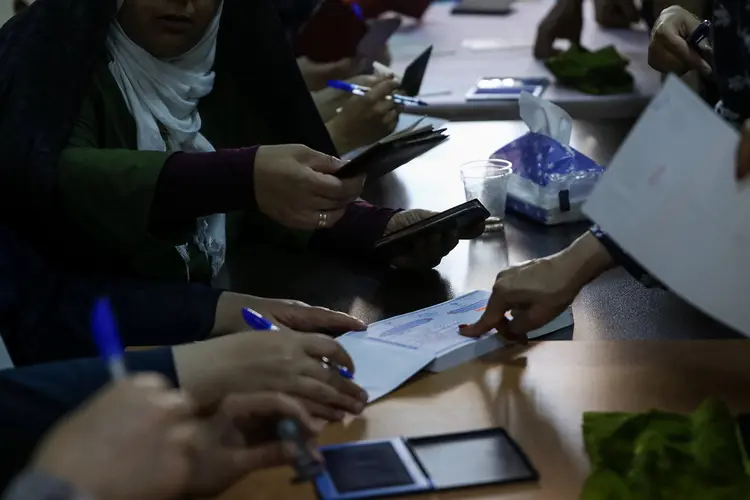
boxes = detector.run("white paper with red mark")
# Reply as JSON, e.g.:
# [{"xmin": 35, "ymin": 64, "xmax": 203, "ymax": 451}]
[{"xmin": 583, "ymin": 75, "xmax": 750, "ymax": 335}]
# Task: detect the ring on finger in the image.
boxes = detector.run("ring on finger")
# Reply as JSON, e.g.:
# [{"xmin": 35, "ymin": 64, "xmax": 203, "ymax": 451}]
[{"xmin": 318, "ymin": 211, "xmax": 329, "ymax": 229}]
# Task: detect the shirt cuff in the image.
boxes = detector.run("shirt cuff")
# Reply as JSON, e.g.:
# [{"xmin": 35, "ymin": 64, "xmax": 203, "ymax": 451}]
[
  {"xmin": 309, "ymin": 201, "xmax": 400, "ymax": 254},
  {"xmin": 589, "ymin": 225, "xmax": 664, "ymax": 288},
  {"xmin": 3, "ymin": 469, "xmax": 91, "ymax": 500}
]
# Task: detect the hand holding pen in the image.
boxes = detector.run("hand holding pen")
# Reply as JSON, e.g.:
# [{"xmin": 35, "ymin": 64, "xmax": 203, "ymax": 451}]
[
  {"xmin": 328, "ymin": 79, "xmax": 428, "ymax": 106},
  {"xmin": 242, "ymin": 308, "xmax": 354, "ymax": 380}
]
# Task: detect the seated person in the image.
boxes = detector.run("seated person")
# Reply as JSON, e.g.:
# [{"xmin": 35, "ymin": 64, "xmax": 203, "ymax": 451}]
[
  {"xmin": 2, "ymin": 373, "xmax": 321, "ymax": 497},
  {"xmin": 0, "ymin": 326, "xmax": 364, "ymax": 486},
  {"xmin": 0, "ymin": 0, "xmax": 471, "ymax": 286},
  {"xmin": 273, "ymin": 0, "xmax": 401, "ymax": 152},
  {"xmin": 0, "ymin": 222, "xmax": 364, "ymax": 366},
  {"xmin": 462, "ymin": 2, "xmax": 750, "ymax": 341}
]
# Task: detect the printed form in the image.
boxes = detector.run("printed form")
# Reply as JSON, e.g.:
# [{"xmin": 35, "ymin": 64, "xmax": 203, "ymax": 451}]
[
  {"xmin": 583, "ymin": 75, "xmax": 750, "ymax": 336},
  {"xmin": 339, "ymin": 291, "xmax": 573, "ymax": 402}
]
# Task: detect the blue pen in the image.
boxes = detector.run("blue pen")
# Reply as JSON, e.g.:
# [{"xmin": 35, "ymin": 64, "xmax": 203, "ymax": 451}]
[
  {"xmin": 241, "ymin": 307, "xmax": 353, "ymax": 380},
  {"xmin": 90, "ymin": 297, "xmax": 127, "ymax": 380},
  {"xmin": 327, "ymin": 80, "xmax": 428, "ymax": 107},
  {"xmin": 350, "ymin": 1, "xmax": 364, "ymax": 20}
]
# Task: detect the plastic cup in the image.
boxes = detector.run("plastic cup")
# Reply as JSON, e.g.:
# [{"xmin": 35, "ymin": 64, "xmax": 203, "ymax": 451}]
[{"xmin": 460, "ymin": 159, "xmax": 513, "ymax": 232}]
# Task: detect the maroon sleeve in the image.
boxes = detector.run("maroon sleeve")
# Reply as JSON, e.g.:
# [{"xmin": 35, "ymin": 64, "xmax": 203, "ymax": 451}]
[
  {"xmin": 309, "ymin": 200, "xmax": 400, "ymax": 253},
  {"xmin": 148, "ymin": 147, "xmax": 259, "ymax": 234}
]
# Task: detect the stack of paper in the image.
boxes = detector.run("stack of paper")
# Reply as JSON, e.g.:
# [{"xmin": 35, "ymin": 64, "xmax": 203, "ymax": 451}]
[
  {"xmin": 338, "ymin": 291, "xmax": 573, "ymax": 402},
  {"xmin": 583, "ymin": 76, "xmax": 750, "ymax": 336}
]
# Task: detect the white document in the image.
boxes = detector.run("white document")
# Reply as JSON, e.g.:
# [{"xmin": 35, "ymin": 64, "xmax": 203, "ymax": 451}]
[
  {"xmin": 338, "ymin": 291, "xmax": 573, "ymax": 402},
  {"xmin": 583, "ymin": 75, "xmax": 750, "ymax": 336},
  {"xmin": 337, "ymin": 336, "xmax": 435, "ymax": 403}
]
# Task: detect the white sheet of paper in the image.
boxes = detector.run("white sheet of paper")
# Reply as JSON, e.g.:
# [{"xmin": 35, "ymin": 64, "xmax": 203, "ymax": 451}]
[
  {"xmin": 337, "ymin": 336, "xmax": 435, "ymax": 403},
  {"xmin": 338, "ymin": 291, "xmax": 572, "ymax": 400},
  {"xmin": 583, "ymin": 75, "xmax": 750, "ymax": 335}
]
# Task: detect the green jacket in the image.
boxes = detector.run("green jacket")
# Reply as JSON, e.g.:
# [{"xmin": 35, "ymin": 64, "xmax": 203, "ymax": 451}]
[{"xmin": 59, "ymin": 62, "xmax": 313, "ymax": 281}]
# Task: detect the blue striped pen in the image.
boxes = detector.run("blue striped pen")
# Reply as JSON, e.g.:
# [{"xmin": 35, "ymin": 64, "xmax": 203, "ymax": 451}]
[{"xmin": 90, "ymin": 297, "xmax": 127, "ymax": 380}]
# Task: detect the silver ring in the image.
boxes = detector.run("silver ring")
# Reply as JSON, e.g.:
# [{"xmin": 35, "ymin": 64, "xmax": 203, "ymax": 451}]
[{"xmin": 318, "ymin": 212, "xmax": 328, "ymax": 229}]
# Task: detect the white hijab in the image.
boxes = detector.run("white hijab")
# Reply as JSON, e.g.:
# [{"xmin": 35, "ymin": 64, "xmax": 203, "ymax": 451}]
[{"xmin": 108, "ymin": 0, "xmax": 225, "ymax": 278}]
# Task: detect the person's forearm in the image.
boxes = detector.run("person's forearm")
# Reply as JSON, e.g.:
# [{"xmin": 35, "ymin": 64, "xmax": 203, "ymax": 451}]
[
  {"xmin": 0, "ymin": 349, "xmax": 177, "ymax": 488},
  {"xmin": 149, "ymin": 147, "xmax": 259, "ymax": 234},
  {"xmin": 558, "ymin": 231, "xmax": 616, "ymax": 291},
  {"xmin": 309, "ymin": 201, "xmax": 399, "ymax": 254}
]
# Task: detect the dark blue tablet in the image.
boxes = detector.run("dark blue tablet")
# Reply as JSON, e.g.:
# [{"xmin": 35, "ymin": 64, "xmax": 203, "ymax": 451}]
[
  {"xmin": 466, "ymin": 77, "xmax": 550, "ymax": 101},
  {"xmin": 314, "ymin": 427, "xmax": 538, "ymax": 500}
]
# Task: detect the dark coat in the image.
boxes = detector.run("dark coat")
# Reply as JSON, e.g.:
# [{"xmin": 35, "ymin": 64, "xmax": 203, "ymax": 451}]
[{"xmin": 0, "ymin": 0, "xmax": 335, "ymax": 257}]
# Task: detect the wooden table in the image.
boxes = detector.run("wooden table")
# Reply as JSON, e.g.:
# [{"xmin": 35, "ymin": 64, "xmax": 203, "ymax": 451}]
[{"xmin": 219, "ymin": 340, "xmax": 750, "ymax": 500}]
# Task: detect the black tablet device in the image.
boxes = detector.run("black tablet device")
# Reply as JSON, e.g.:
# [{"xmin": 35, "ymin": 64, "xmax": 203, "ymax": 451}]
[
  {"xmin": 315, "ymin": 427, "xmax": 538, "ymax": 499},
  {"xmin": 373, "ymin": 200, "xmax": 489, "ymax": 259}
]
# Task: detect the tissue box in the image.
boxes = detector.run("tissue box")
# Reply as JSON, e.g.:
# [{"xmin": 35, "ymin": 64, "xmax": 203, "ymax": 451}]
[{"xmin": 491, "ymin": 132, "xmax": 604, "ymax": 225}]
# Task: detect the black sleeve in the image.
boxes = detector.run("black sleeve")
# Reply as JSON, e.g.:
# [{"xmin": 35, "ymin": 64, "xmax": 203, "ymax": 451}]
[
  {"xmin": 0, "ymin": 348, "xmax": 177, "ymax": 490},
  {"xmin": 0, "ymin": 224, "xmax": 221, "ymax": 366},
  {"xmin": 589, "ymin": 225, "xmax": 664, "ymax": 288}
]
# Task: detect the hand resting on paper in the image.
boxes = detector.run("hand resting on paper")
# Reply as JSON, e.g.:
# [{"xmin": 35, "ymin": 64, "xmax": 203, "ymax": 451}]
[
  {"xmin": 460, "ymin": 232, "xmax": 613, "ymax": 342},
  {"xmin": 212, "ymin": 292, "xmax": 366, "ymax": 337},
  {"xmin": 383, "ymin": 209, "xmax": 485, "ymax": 270}
]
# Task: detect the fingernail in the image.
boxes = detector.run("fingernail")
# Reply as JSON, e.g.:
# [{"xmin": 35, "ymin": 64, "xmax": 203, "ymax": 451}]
[{"xmin": 360, "ymin": 391, "xmax": 369, "ymax": 402}]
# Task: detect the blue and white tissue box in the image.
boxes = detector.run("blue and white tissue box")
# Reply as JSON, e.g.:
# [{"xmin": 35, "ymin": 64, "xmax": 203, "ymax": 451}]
[{"xmin": 491, "ymin": 132, "xmax": 604, "ymax": 225}]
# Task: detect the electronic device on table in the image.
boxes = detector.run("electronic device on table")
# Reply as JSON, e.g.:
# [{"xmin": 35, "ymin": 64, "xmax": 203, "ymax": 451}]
[
  {"xmin": 315, "ymin": 427, "xmax": 539, "ymax": 499},
  {"xmin": 466, "ymin": 77, "xmax": 550, "ymax": 101}
]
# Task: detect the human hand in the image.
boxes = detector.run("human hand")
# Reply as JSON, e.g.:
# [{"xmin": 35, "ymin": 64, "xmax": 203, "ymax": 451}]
[
  {"xmin": 460, "ymin": 232, "xmax": 613, "ymax": 342},
  {"xmin": 533, "ymin": 0, "xmax": 583, "ymax": 59},
  {"xmin": 254, "ymin": 144, "xmax": 365, "ymax": 230},
  {"xmin": 327, "ymin": 77, "xmax": 401, "ymax": 154},
  {"xmin": 174, "ymin": 330, "xmax": 368, "ymax": 421},
  {"xmin": 186, "ymin": 393, "xmax": 322, "ymax": 497},
  {"xmin": 383, "ymin": 209, "xmax": 484, "ymax": 270},
  {"xmin": 593, "ymin": 0, "xmax": 640, "ymax": 28},
  {"xmin": 297, "ymin": 56, "xmax": 361, "ymax": 91},
  {"xmin": 736, "ymin": 119, "xmax": 750, "ymax": 180},
  {"xmin": 648, "ymin": 6, "xmax": 711, "ymax": 76},
  {"xmin": 33, "ymin": 375, "xmax": 196, "ymax": 500},
  {"xmin": 212, "ymin": 291, "xmax": 367, "ymax": 336},
  {"xmin": 313, "ymin": 75, "xmax": 388, "ymax": 122}
]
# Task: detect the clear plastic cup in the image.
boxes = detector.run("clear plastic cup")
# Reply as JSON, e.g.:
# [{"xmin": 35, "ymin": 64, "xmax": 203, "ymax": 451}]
[{"xmin": 460, "ymin": 159, "xmax": 513, "ymax": 232}]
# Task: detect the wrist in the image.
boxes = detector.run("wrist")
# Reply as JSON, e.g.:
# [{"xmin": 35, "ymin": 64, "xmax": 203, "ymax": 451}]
[
  {"xmin": 212, "ymin": 292, "xmax": 261, "ymax": 337},
  {"xmin": 558, "ymin": 232, "xmax": 614, "ymax": 291}
]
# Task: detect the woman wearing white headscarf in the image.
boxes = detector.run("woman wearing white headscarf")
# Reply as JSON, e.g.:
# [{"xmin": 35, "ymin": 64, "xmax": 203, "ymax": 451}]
[{"xmin": 44, "ymin": 0, "xmax": 473, "ymax": 283}]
